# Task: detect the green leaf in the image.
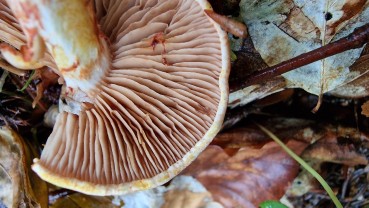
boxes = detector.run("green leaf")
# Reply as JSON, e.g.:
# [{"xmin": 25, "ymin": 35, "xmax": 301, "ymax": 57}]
[{"xmin": 259, "ymin": 200, "xmax": 288, "ymax": 208}]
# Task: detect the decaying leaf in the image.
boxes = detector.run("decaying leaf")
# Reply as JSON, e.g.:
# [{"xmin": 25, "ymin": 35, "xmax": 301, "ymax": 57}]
[
  {"xmin": 240, "ymin": 0, "xmax": 369, "ymax": 96},
  {"xmin": 286, "ymin": 131, "xmax": 367, "ymax": 197},
  {"xmin": 331, "ymin": 51, "xmax": 369, "ymax": 98},
  {"xmin": 50, "ymin": 192, "xmax": 118, "ymax": 208},
  {"xmin": 0, "ymin": 126, "xmax": 48, "ymax": 208},
  {"xmin": 182, "ymin": 141, "xmax": 308, "ymax": 208},
  {"xmin": 111, "ymin": 176, "xmax": 221, "ymax": 208}
]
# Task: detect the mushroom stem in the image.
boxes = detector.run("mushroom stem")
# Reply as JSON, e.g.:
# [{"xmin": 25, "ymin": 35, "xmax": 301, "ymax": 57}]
[{"xmin": 1, "ymin": 0, "xmax": 110, "ymax": 98}]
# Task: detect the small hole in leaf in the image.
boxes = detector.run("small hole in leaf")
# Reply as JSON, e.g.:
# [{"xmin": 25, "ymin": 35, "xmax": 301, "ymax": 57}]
[
  {"xmin": 325, "ymin": 12, "xmax": 333, "ymax": 21},
  {"xmin": 232, "ymin": 35, "xmax": 239, "ymax": 40}
]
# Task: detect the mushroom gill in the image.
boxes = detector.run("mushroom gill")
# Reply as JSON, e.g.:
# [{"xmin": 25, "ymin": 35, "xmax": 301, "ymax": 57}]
[{"xmin": 1, "ymin": 0, "xmax": 230, "ymax": 195}]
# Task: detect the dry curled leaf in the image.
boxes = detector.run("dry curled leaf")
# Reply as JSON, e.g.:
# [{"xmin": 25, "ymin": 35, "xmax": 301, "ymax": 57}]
[
  {"xmin": 0, "ymin": 126, "xmax": 47, "ymax": 208},
  {"xmin": 240, "ymin": 0, "xmax": 369, "ymax": 96},
  {"xmin": 183, "ymin": 141, "xmax": 308, "ymax": 208}
]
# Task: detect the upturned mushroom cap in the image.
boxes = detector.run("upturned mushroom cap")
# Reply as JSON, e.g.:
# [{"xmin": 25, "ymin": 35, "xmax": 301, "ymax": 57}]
[{"xmin": 0, "ymin": 0, "xmax": 230, "ymax": 195}]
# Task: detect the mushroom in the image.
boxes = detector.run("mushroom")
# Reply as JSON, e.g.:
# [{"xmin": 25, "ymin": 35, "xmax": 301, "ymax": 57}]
[{"xmin": 0, "ymin": 0, "xmax": 230, "ymax": 195}]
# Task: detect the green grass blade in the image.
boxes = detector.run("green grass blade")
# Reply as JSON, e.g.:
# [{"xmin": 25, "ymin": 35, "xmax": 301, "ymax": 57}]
[
  {"xmin": 257, "ymin": 124, "xmax": 343, "ymax": 208},
  {"xmin": 19, "ymin": 70, "xmax": 35, "ymax": 92}
]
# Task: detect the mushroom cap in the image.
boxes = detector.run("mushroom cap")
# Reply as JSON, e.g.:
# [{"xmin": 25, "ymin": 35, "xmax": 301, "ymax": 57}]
[{"xmin": 3, "ymin": 0, "xmax": 230, "ymax": 195}]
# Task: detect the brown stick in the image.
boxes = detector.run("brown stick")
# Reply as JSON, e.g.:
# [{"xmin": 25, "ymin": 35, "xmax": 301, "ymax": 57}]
[{"xmin": 230, "ymin": 23, "xmax": 369, "ymax": 92}]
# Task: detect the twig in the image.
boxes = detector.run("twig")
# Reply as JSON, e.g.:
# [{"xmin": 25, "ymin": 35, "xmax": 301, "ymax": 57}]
[
  {"xmin": 232, "ymin": 23, "xmax": 369, "ymax": 92},
  {"xmin": 205, "ymin": 10, "xmax": 248, "ymax": 38}
]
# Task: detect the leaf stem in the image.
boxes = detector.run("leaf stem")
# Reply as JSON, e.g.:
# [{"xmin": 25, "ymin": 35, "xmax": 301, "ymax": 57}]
[{"xmin": 257, "ymin": 124, "xmax": 343, "ymax": 208}]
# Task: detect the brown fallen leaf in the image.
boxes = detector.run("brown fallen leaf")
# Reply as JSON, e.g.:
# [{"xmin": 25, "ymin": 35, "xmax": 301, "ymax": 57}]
[
  {"xmin": 183, "ymin": 141, "xmax": 308, "ymax": 208},
  {"xmin": 216, "ymin": 118, "xmax": 318, "ymax": 149},
  {"xmin": 0, "ymin": 126, "xmax": 48, "ymax": 208},
  {"xmin": 213, "ymin": 126, "xmax": 270, "ymax": 149},
  {"xmin": 302, "ymin": 132, "xmax": 368, "ymax": 166}
]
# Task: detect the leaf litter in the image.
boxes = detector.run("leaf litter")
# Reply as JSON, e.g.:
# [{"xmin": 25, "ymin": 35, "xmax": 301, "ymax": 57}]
[{"xmin": 240, "ymin": 0, "xmax": 369, "ymax": 96}]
